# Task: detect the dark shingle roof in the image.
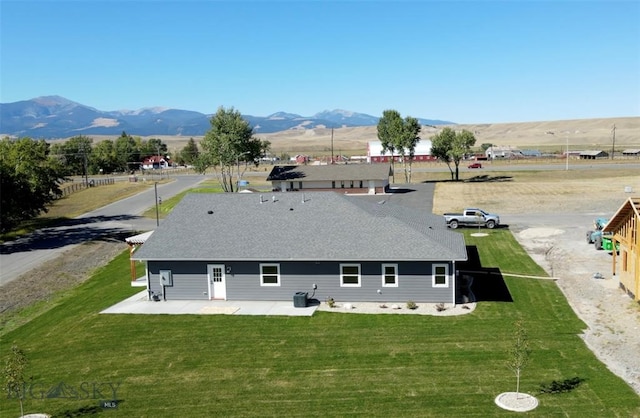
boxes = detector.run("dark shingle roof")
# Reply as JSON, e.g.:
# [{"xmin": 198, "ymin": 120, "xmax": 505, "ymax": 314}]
[
  {"xmin": 133, "ymin": 192, "xmax": 466, "ymax": 262},
  {"xmin": 266, "ymin": 164, "xmax": 392, "ymax": 182}
]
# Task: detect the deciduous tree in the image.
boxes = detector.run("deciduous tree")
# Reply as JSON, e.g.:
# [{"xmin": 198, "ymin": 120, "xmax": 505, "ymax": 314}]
[
  {"xmin": 377, "ymin": 110, "xmax": 422, "ymax": 183},
  {"xmin": 114, "ymin": 131, "xmax": 140, "ymax": 172},
  {"xmin": 430, "ymin": 127, "xmax": 476, "ymax": 180},
  {"xmin": 198, "ymin": 107, "xmax": 270, "ymax": 192},
  {"xmin": 3, "ymin": 345, "xmax": 29, "ymax": 416},
  {"xmin": 50, "ymin": 135, "xmax": 93, "ymax": 177},
  {"xmin": 0, "ymin": 137, "xmax": 65, "ymax": 232},
  {"xmin": 507, "ymin": 320, "xmax": 531, "ymax": 398},
  {"xmin": 90, "ymin": 139, "xmax": 119, "ymax": 174}
]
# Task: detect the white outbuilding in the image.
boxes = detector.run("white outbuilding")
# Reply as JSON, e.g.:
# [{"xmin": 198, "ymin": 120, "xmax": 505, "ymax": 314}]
[{"xmin": 367, "ymin": 140, "xmax": 434, "ymax": 163}]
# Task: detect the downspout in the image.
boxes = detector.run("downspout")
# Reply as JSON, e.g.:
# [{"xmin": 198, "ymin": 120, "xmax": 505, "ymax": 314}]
[
  {"xmin": 452, "ymin": 261, "xmax": 457, "ymax": 305},
  {"xmin": 145, "ymin": 262, "xmax": 151, "ymax": 300}
]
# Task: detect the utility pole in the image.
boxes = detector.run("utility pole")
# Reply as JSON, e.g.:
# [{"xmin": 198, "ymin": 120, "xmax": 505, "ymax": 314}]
[
  {"xmin": 331, "ymin": 128, "xmax": 334, "ymax": 164},
  {"xmin": 154, "ymin": 182, "xmax": 160, "ymax": 226},
  {"xmin": 565, "ymin": 137, "xmax": 569, "ymax": 171},
  {"xmin": 611, "ymin": 124, "xmax": 616, "ymax": 160},
  {"xmin": 82, "ymin": 143, "xmax": 89, "ymax": 187}
]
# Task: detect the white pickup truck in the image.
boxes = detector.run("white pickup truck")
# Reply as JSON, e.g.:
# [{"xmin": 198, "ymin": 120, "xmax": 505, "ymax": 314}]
[{"xmin": 443, "ymin": 208, "xmax": 500, "ymax": 229}]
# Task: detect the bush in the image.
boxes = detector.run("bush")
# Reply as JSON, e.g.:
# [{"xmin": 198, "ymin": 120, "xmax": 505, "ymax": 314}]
[
  {"xmin": 325, "ymin": 297, "xmax": 336, "ymax": 308},
  {"xmin": 406, "ymin": 301, "xmax": 417, "ymax": 310}
]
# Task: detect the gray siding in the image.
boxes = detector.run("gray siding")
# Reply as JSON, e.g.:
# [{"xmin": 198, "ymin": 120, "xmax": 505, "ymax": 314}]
[
  {"xmin": 147, "ymin": 260, "xmax": 455, "ymax": 303},
  {"xmin": 148, "ymin": 261, "xmax": 208, "ymax": 300}
]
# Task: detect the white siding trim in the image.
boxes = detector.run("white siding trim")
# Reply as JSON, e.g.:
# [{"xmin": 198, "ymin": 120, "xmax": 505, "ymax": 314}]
[
  {"xmin": 340, "ymin": 263, "xmax": 361, "ymax": 287},
  {"xmin": 432, "ymin": 263, "xmax": 449, "ymax": 288},
  {"xmin": 382, "ymin": 263, "xmax": 399, "ymax": 287},
  {"xmin": 260, "ymin": 263, "xmax": 281, "ymax": 286}
]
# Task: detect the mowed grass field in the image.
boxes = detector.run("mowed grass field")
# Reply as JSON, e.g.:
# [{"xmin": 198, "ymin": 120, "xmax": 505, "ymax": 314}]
[{"xmin": 2, "ymin": 177, "xmax": 640, "ymax": 416}]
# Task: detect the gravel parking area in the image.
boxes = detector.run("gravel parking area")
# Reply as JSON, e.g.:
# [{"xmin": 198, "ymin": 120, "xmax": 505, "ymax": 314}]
[{"xmin": 507, "ymin": 214, "xmax": 640, "ymax": 396}]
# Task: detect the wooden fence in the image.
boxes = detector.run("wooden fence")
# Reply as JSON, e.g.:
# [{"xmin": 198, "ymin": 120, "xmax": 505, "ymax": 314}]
[{"xmin": 60, "ymin": 178, "xmax": 115, "ymax": 196}]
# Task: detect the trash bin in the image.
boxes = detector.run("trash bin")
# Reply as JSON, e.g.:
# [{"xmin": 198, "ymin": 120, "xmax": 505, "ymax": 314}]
[{"xmin": 293, "ymin": 292, "xmax": 308, "ymax": 308}]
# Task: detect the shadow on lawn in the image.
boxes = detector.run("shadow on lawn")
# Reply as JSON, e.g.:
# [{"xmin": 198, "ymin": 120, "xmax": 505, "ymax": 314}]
[{"xmin": 457, "ymin": 245, "xmax": 513, "ymax": 303}]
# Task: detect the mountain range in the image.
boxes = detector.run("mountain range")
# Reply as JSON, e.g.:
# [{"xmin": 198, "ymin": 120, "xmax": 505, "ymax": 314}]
[{"xmin": 0, "ymin": 96, "xmax": 453, "ymax": 139}]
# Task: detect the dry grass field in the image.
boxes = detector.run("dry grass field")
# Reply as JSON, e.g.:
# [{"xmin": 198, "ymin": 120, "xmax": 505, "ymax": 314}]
[
  {"xmin": 86, "ymin": 116, "xmax": 640, "ymax": 157},
  {"xmin": 429, "ymin": 167, "xmax": 639, "ymax": 215}
]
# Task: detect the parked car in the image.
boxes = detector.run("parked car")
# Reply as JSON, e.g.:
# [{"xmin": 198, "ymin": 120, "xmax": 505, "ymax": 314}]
[
  {"xmin": 468, "ymin": 162, "xmax": 482, "ymax": 169},
  {"xmin": 443, "ymin": 208, "xmax": 500, "ymax": 229}
]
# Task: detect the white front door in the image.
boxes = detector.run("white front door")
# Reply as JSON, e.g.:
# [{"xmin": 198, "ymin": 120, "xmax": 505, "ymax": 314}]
[{"xmin": 208, "ymin": 264, "xmax": 227, "ymax": 300}]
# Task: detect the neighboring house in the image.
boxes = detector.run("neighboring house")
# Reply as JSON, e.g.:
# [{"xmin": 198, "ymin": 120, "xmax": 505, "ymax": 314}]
[
  {"xmin": 603, "ymin": 197, "xmax": 640, "ymax": 303},
  {"xmin": 367, "ymin": 140, "xmax": 435, "ymax": 163},
  {"xmin": 132, "ymin": 192, "xmax": 468, "ymax": 304},
  {"xmin": 579, "ymin": 150, "xmax": 608, "ymax": 160},
  {"xmin": 266, "ymin": 164, "xmax": 392, "ymax": 194},
  {"xmin": 142, "ymin": 155, "xmax": 171, "ymax": 169}
]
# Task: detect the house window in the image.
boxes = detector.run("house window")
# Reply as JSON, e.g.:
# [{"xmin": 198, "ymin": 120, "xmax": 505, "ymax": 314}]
[
  {"xmin": 340, "ymin": 264, "xmax": 361, "ymax": 287},
  {"xmin": 260, "ymin": 263, "xmax": 280, "ymax": 286},
  {"xmin": 382, "ymin": 264, "xmax": 398, "ymax": 287},
  {"xmin": 432, "ymin": 264, "xmax": 449, "ymax": 288}
]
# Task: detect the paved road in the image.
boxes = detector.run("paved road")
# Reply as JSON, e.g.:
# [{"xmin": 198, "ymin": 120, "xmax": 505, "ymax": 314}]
[{"xmin": 0, "ymin": 175, "xmax": 206, "ymax": 286}]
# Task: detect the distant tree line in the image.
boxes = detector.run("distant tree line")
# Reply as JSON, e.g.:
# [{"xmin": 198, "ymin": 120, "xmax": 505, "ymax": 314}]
[{"xmin": 47, "ymin": 131, "xmax": 200, "ymax": 177}]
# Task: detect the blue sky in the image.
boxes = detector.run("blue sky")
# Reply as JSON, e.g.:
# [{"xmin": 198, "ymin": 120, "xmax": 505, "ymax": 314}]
[{"xmin": 1, "ymin": 0, "xmax": 639, "ymax": 124}]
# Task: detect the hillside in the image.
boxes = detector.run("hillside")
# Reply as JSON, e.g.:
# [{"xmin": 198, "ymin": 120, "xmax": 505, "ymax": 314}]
[
  {"xmin": 50, "ymin": 116, "xmax": 639, "ymax": 156},
  {"xmin": 219, "ymin": 116, "xmax": 640, "ymax": 154}
]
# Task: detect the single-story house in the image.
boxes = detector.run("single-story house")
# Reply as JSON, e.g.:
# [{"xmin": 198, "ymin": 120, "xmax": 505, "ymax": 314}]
[
  {"xmin": 142, "ymin": 155, "xmax": 171, "ymax": 169},
  {"xmin": 603, "ymin": 197, "xmax": 640, "ymax": 303},
  {"xmin": 132, "ymin": 192, "xmax": 468, "ymax": 304},
  {"xmin": 579, "ymin": 150, "xmax": 608, "ymax": 160},
  {"xmin": 266, "ymin": 164, "xmax": 391, "ymax": 194},
  {"xmin": 367, "ymin": 140, "xmax": 435, "ymax": 163}
]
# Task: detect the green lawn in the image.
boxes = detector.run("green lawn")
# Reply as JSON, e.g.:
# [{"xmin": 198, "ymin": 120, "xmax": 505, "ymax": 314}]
[{"xmin": 2, "ymin": 230, "xmax": 639, "ymax": 417}]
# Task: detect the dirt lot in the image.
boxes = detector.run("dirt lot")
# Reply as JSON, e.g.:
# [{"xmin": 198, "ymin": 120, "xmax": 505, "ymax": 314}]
[{"xmin": 2, "ymin": 169, "xmax": 639, "ymax": 396}]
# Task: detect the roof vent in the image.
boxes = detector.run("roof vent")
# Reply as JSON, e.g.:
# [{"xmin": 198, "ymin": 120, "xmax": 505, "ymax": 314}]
[
  {"xmin": 272, "ymin": 195, "xmax": 276, "ymax": 203},
  {"xmin": 260, "ymin": 195, "xmax": 263, "ymax": 204},
  {"xmin": 289, "ymin": 207, "xmax": 294, "ymax": 211},
  {"xmin": 207, "ymin": 210, "xmax": 213, "ymax": 214}
]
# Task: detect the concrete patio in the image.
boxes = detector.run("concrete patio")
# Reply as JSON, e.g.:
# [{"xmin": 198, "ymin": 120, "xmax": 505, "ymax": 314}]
[{"xmin": 101, "ymin": 290, "xmax": 319, "ymax": 316}]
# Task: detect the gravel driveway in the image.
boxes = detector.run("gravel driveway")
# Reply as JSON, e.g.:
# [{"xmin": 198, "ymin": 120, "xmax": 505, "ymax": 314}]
[{"xmin": 505, "ymin": 212, "xmax": 640, "ymax": 396}]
